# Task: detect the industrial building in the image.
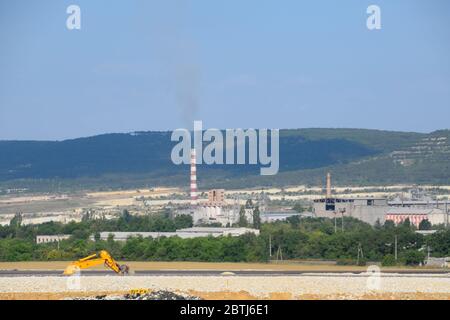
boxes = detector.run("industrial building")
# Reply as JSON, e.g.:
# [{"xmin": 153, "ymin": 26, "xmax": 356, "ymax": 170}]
[
  {"xmin": 36, "ymin": 234, "xmax": 71, "ymax": 244},
  {"xmin": 385, "ymin": 197, "xmax": 449, "ymax": 226},
  {"xmin": 313, "ymin": 173, "xmax": 389, "ymax": 225},
  {"xmin": 261, "ymin": 211, "xmax": 305, "ymax": 223},
  {"xmin": 184, "ymin": 149, "xmax": 236, "ymax": 226},
  {"xmin": 177, "ymin": 186, "xmax": 239, "ymax": 226},
  {"xmin": 313, "ymin": 197, "xmax": 389, "ymax": 225},
  {"xmin": 183, "ymin": 149, "xmax": 249, "ymax": 226},
  {"xmin": 191, "ymin": 205, "xmax": 238, "ymax": 226},
  {"xmin": 313, "ymin": 173, "xmax": 450, "ymax": 226},
  {"xmin": 207, "ymin": 189, "xmax": 225, "ymax": 206},
  {"xmin": 89, "ymin": 227, "xmax": 259, "ymax": 242}
]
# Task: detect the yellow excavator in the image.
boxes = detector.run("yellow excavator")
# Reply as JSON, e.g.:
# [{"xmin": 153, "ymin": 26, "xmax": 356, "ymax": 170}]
[{"xmin": 63, "ymin": 250, "xmax": 130, "ymax": 275}]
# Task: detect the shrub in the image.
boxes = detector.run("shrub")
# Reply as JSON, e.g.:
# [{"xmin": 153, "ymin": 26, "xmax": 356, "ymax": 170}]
[
  {"xmin": 382, "ymin": 254, "xmax": 396, "ymax": 266},
  {"xmin": 402, "ymin": 250, "xmax": 426, "ymax": 266},
  {"xmin": 336, "ymin": 258, "xmax": 355, "ymax": 265}
]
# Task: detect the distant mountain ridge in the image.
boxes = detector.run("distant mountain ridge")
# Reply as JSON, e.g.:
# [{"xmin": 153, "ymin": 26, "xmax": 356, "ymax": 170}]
[{"xmin": 0, "ymin": 128, "xmax": 448, "ymax": 191}]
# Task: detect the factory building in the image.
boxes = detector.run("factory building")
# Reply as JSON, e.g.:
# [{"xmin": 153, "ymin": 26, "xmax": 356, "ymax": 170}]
[
  {"xmin": 192, "ymin": 205, "xmax": 238, "ymax": 226},
  {"xmin": 313, "ymin": 173, "xmax": 389, "ymax": 225},
  {"xmin": 180, "ymin": 182, "xmax": 239, "ymax": 226},
  {"xmin": 313, "ymin": 173, "xmax": 450, "ymax": 226},
  {"xmin": 90, "ymin": 227, "xmax": 259, "ymax": 241},
  {"xmin": 313, "ymin": 197, "xmax": 388, "ymax": 225},
  {"xmin": 261, "ymin": 211, "xmax": 305, "ymax": 223},
  {"xmin": 183, "ymin": 151, "xmax": 239, "ymax": 226},
  {"xmin": 207, "ymin": 189, "xmax": 225, "ymax": 205},
  {"xmin": 385, "ymin": 188, "xmax": 449, "ymax": 226},
  {"xmin": 388, "ymin": 199, "xmax": 450, "ymax": 212},
  {"xmin": 36, "ymin": 234, "xmax": 71, "ymax": 244},
  {"xmin": 385, "ymin": 207, "xmax": 448, "ymax": 227}
]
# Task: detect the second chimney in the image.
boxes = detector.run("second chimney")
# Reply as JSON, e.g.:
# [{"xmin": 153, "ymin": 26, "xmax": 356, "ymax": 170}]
[{"xmin": 326, "ymin": 172, "xmax": 332, "ymax": 198}]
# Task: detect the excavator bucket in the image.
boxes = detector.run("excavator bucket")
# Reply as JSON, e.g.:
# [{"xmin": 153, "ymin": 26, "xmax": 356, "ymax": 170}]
[{"xmin": 119, "ymin": 264, "xmax": 130, "ymax": 275}]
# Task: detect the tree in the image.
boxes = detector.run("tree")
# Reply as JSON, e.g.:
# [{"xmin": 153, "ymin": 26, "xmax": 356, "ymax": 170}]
[
  {"xmin": 174, "ymin": 214, "xmax": 193, "ymax": 229},
  {"xmin": 122, "ymin": 210, "xmax": 132, "ymax": 223},
  {"xmin": 382, "ymin": 254, "xmax": 396, "ymax": 266},
  {"xmin": 292, "ymin": 203, "xmax": 304, "ymax": 213},
  {"xmin": 418, "ymin": 219, "xmax": 432, "ymax": 231},
  {"xmin": 107, "ymin": 233, "xmax": 115, "ymax": 244},
  {"xmin": 286, "ymin": 215, "xmax": 301, "ymax": 228},
  {"xmin": 401, "ymin": 218, "xmax": 411, "ymax": 228},
  {"xmin": 238, "ymin": 206, "xmax": 248, "ymax": 227},
  {"xmin": 81, "ymin": 210, "xmax": 92, "ymax": 222},
  {"xmin": 253, "ymin": 206, "xmax": 261, "ymax": 229},
  {"xmin": 71, "ymin": 229, "xmax": 89, "ymax": 240},
  {"xmin": 0, "ymin": 213, "xmax": 431, "ymax": 265},
  {"xmin": 9, "ymin": 213, "xmax": 23, "ymax": 228},
  {"xmin": 383, "ymin": 220, "xmax": 395, "ymax": 229},
  {"xmin": 374, "ymin": 219, "xmax": 382, "ymax": 230},
  {"xmin": 425, "ymin": 230, "xmax": 450, "ymax": 256},
  {"xmin": 402, "ymin": 250, "xmax": 425, "ymax": 266}
]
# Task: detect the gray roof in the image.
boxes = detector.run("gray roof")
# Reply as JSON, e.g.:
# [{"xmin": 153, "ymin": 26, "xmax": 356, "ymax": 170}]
[{"xmin": 386, "ymin": 207, "xmax": 442, "ymax": 215}]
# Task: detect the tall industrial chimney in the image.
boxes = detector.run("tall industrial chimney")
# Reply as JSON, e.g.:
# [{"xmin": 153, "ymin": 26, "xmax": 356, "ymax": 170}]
[
  {"xmin": 190, "ymin": 149, "xmax": 198, "ymax": 206},
  {"xmin": 326, "ymin": 172, "xmax": 332, "ymax": 198}
]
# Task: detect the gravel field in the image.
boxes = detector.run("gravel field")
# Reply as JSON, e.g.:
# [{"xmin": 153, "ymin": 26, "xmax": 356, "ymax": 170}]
[{"xmin": 1, "ymin": 274, "xmax": 449, "ymax": 299}]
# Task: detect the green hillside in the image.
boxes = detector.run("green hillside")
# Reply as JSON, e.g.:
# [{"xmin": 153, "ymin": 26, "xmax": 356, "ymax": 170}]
[{"xmin": 0, "ymin": 128, "xmax": 448, "ymax": 192}]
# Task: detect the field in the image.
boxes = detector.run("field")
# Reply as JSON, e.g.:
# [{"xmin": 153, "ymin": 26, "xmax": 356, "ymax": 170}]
[
  {"xmin": 1, "ymin": 273, "xmax": 449, "ymax": 300},
  {"xmin": 1, "ymin": 261, "xmax": 449, "ymax": 300},
  {"xmin": 0, "ymin": 187, "xmax": 183, "ymax": 225},
  {"xmin": 0, "ymin": 261, "xmax": 445, "ymax": 272}
]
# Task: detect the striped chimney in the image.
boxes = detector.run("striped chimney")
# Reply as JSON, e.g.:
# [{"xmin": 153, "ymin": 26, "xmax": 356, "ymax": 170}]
[
  {"xmin": 190, "ymin": 148, "xmax": 198, "ymax": 206},
  {"xmin": 326, "ymin": 172, "xmax": 332, "ymax": 199}
]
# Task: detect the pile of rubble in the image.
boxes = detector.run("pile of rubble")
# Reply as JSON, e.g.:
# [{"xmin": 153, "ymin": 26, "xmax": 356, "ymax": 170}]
[
  {"xmin": 124, "ymin": 290, "xmax": 202, "ymax": 300},
  {"xmin": 74, "ymin": 290, "xmax": 202, "ymax": 300}
]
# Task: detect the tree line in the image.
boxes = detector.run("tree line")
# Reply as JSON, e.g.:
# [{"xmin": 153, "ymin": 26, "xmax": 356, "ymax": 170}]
[
  {"xmin": 0, "ymin": 210, "xmax": 193, "ymax": 241},
  {"xmin": 1, "ymin": 211, "xmax": 449, "ymax": 266}
]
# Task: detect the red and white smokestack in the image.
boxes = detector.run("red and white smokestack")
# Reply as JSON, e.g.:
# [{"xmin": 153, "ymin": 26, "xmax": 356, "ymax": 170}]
[
  {"xmin": 326, "ymin": 172, "xmax": 332, "ymax": 199},
  {"xmin": 190, "ymin": 148, "xmax": 198, "ymax": 206}
]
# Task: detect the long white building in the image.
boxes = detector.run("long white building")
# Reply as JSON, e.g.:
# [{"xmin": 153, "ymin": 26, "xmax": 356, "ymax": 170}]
[{"xmin": 90, "ymin": 227, "xmax": 260, "ymax": 242}]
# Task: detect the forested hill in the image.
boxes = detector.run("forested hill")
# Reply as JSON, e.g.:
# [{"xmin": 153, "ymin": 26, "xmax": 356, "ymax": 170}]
[{"xmin": 0, "ymin": 128, "xmax": 448, "ymax": 191}]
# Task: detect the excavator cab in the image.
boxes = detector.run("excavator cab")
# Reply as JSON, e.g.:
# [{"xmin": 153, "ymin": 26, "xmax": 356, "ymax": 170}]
[{"xmin": 63, "ymin": 250, "xmax": 129, "ymax": 276}]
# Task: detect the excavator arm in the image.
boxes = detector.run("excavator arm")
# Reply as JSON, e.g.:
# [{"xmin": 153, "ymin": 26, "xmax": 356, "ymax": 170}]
[{"xmin": 63, "ymin": 250, "xmax": 129, "ymax": 275}]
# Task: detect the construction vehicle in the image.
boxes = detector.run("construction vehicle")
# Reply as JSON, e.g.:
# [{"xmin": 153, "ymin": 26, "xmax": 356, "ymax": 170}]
[{"xmin": 63, "ymin": 250, "xmax": 129, "ymax": 275}]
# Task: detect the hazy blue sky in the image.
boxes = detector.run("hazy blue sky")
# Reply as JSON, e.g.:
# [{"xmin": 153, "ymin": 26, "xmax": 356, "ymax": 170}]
[{"xmin": 0, "ymin": 0, "xmax": 449, "ymax": 140}]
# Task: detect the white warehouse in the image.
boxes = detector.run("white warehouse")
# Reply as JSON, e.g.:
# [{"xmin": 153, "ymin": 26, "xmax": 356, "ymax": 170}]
[{"xmin": 90, "ymin": 227, "xmax": 260, "ymax": 242}]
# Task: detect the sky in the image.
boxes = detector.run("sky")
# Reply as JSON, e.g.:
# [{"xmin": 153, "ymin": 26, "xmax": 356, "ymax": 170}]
[{"xmin": 0, "ymin": 0, "xmax": 449, "ymax": 141}]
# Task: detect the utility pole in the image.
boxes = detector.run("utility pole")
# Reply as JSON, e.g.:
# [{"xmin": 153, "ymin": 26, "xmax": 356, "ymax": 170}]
[
  {"xmin": 394, "ymin": 235, "xmax": 398, "ymax": 261},
  {"xmin": 357, "ymin": 243, "xmax": 364, "ymax": 265},
  {"xmin": 269, "ymin": 235, "xmax": 272, "ymax": 258},
  {"xmin": 276, "ymin": 246, "xmax": 283, "ymax": 262},
  {"xmin": 340, "ymin": 208, "xmax": 345, "ymax": 232},
  {"xmin": 334, "ymin": 211, "xmax": 337, "ymax": 233},
  {"xmin": 445, "ymin": 201, "xmax": 448, "ymax": 228}
]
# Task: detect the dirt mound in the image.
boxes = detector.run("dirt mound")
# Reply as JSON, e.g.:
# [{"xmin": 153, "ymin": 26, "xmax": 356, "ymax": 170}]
[{"xmin": 71, "ymin": 290, "xmax": 202, "ymax": 300}]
